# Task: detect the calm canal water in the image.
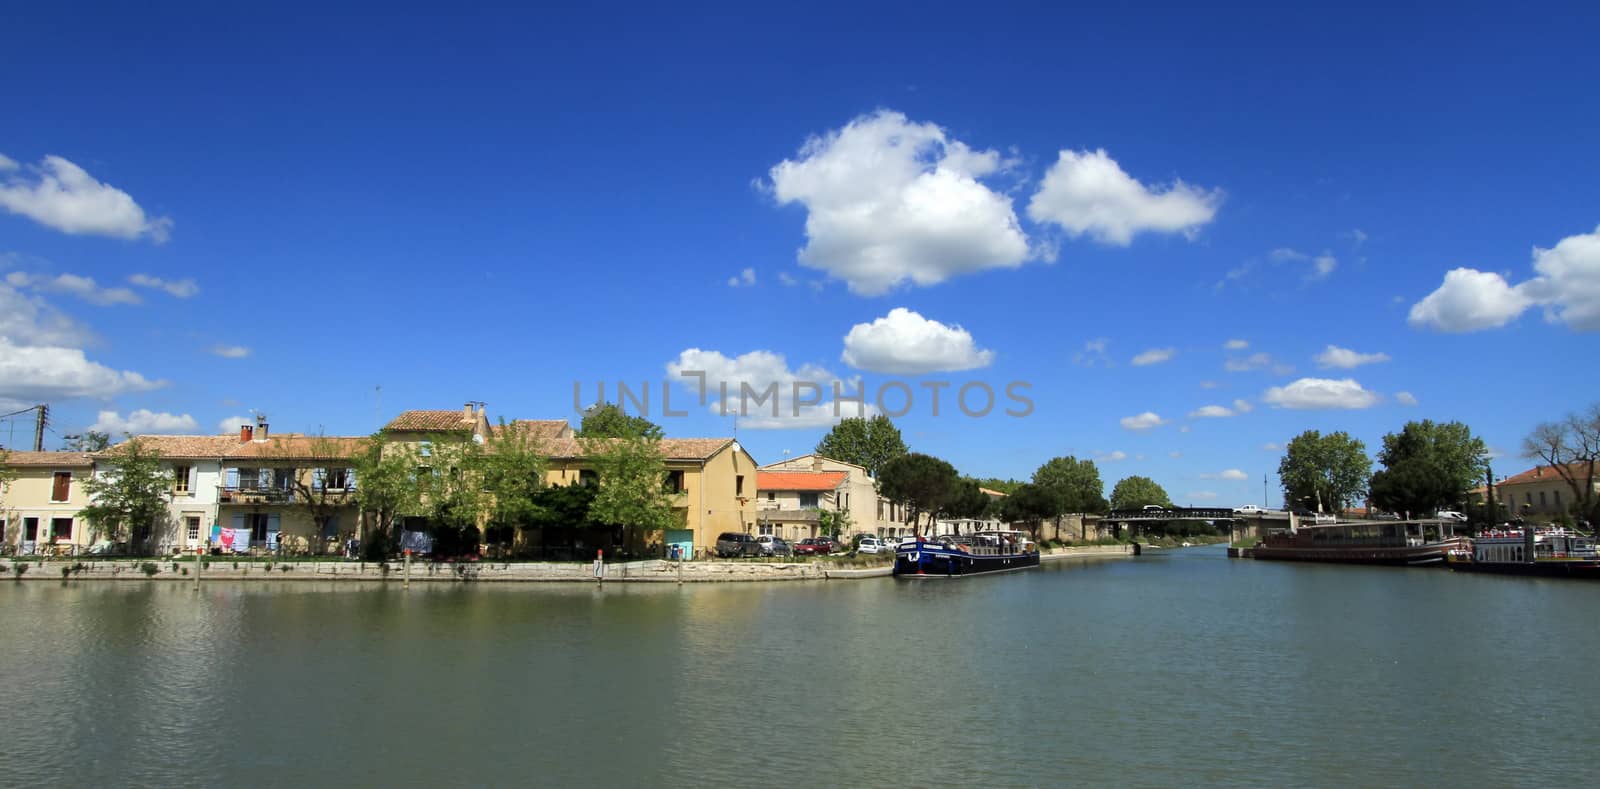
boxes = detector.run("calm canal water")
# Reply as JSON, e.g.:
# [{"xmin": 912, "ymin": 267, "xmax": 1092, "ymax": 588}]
[{"xmin": 3, "ymin": 547, "xmax": 1599, "ymax": 787}]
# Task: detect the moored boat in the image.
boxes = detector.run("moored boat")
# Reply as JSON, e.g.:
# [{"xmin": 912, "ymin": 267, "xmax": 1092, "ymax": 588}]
[
  {"xmin": 1250, "ymin": 519, "xmax": 1468, "ymax": 566},
  {"xmin": 893, "ymin": 530, "xmax": 1040, "ymax": 577},
  {"xmin": 1446, "ymin": 526, "xmax": 1600, "ymax": 578}
]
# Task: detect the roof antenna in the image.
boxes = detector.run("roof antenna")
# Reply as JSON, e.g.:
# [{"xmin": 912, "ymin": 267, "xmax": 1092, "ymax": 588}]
[{"xmin": 375, "ymin": 385, "xmax": 382, "ymax": 432}]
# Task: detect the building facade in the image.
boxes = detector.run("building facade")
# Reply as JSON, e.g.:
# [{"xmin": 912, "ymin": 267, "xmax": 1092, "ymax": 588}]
[{"xmin": 0, "ymin": 451, "xmax": 95, "ymax": 553}]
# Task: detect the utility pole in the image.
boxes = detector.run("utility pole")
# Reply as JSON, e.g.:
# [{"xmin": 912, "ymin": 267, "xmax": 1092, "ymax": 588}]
[
  {"xmin": 34, "ymin": 404, "xmax": 48, "ymax": 452},
  {"xmin": 1263, "ymin": 473, "xmax": 1268, "ymax": 508}
]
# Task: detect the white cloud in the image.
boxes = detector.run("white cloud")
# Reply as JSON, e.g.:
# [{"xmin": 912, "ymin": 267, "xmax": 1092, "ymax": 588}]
[
  {"xmin": 1169, "ymin": 451, "xmax": 1182, "ymax": 458},
  {"xmin": 667, "ymin": 348, "xmax": 876, "ymax": 429},
  {"xmin": 1409, "ymin": 226, "xmax": 1600, "ymax": 332},
  {"xmin": 1189, "ymin": 405, "xmax": 1234, "ymax": 418},
  {"xmin": 841, "ymin": 308, "xmax": 994, "ymax": 374},
  {"xmin": 1395, "ymin": 391, "xmax": 1419, "ymax": 406},
  {"xmin": 210, "ymin": 344, "xmax": 250, "ymax": 359},
  {"xmin": 1201, "ymin": 469, "xmax": 1249, "ymax": 481},
  {"xmin": 1225, "ymin": 352, "xmax": 1291, "ymax": 375},
  {"xmin": 0, "ymin": 154, "xmax": 171, "ymax": 242},
  {"xmin": 1262, "ymin": 377, "xmax": 1380, "ymax": 410},
  {"xmin": 8, "ymin": 272, "xmax": 140, "ymax": 306},
  {"xmin": 1178, "ymin": 425, "xmax": 1191, "ymax": 433},
  {"xmin": 1188, "ymin": 491, "xmax": 1219, "ymax": 501},
  {"xmin": 766, "ymin": 110, "xmax": 1031, "ymax": 295},
  {"xmin": 1232, "ymin": 398, "xmax": 1254, "ymax": 413},
  {"xmin": 217, "ymin": 415, "xmax": 253, "ymax": 435},
  {"xmin": 1315, "ymin": 345, "xmax": 1391, "ymax": 369},
  {"xmin": 1270, "ymin": 248, "xmax": 1308, "ymax": 262},
  {"xmin": 1311, "ymin": 253, "xmax": 1338, "ymax": 279},
  {"xmin": 1268, "ymin": 248, "xmax": 1336, "ymax": 280},
  {"xmin": 1199, "ymin": 380, "xmax": 1219, "ymax": 389},
  {"xmin": 1223, "ymin": 339, "xmax": 1248, "ymax": 350},
  {"xmin": 90, "ymin": 409, "xmax": 198, "ymax": 436},
  {"xmin": 1026, "ymin": 149, "xmax": 1221, "ymax": 245},
  {"xmin": 0, "ymin": 282, "xmax": 94, "ymax": 347},
  {"xmin": 1097, "ymin": 450, "xmax": 1128, "ymax": 462},
  {"xmin": 0, "ymin": 335, "xmax": 165, "ymax": 407},
  {"xmin": 727, "ymin": 267, "xmax": 756, "ymax": 288},
  {"xmin": 1262, "ymin": 442, "xmax": 1281, "ymax": 451},
  {"xmin": 1130, "ymin": 347, "xmax": 1176, "ymax": 366},
  {"xmin": 1407, "ymin": 268, "xmax": 1531, "ymax": 332},
  {"xmin": 778, "ymin": 272, "xmax": 798, "ymax": 287},
  {"xmin": 1120, "ymin": 411, "xmax": 1167, "ymax": 431},
  {"xmin": 129, "ymin": 273, "xmax": 198, "ymax": 298},
  {"xmin": 0, "ymin": 154, "xmax": 18, "ymax": 171}
]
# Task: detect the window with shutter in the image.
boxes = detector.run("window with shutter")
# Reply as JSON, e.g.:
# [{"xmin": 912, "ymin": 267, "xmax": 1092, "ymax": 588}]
[{"xmin": 51, "ymin": 472, "xmax": 71, "ymax": 502}]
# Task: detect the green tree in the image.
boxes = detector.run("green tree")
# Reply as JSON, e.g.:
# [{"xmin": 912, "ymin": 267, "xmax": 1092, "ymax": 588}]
[
  {"xmin": 1110, "ymin": 475, "xmax": 1172, "ymax": 511},
  {"xmin": 1278, "ymin": 430, "xmax": 1371, "ymax": 513},
  {"xmin": 1368, "ymin": 419, "xmax": 1488, "ymax": 519},
  {"xmin": 80, "ymin": 438, "xmax": 173, "ymax": 553},
  {"xmin": 818, "ymin": 508, "xmax": 853, "ymax": 538},
  {"xmin": 1523, "ymin": 402, "xmax": 1600, "ymax": 525},
  {"xmin": 421, "ymin": 439, "xmax": 490, "ymax": 557},
  {"xmin": 64, "ymin": 431, "xmax": 111, "ymax": 452},
  {"xmin": 0, "ymin": 448, "xmax": 17, "ymax": 515},
  {"xmin": 1000, "ymin": 483, "xmax": 1058, "ymax": 528},
  {"xmin": 941, "ymin": 478, "xmax": 994, "ymax": 521},
  {"xmin": 351, "ymin": 434, "xmax": 424, "ymax": 560},
  {"xmin": 878, "ymin": 452, "xmax": 960, "ymax": 534},
  {"xmin": 815, "ymin": 415, "xmax": 908, "ymax": 477},
  {"xmin": 1032, "ymin": 456, "xmax": 1109, "ymax": 516},
  {"xmin": 577, "ymin": 403, "xmax": 663, "ymax": 440},
  {"xmin": 585, "ymin": 437, "xmax": 677, "ymax": 551},
  {"xmin": 480, "ymin": 421, "xmax": 550, "ymax": 552},
  {"xmin": 973, "ymin": 477, "xmax": 1023, "ymax": 495}
]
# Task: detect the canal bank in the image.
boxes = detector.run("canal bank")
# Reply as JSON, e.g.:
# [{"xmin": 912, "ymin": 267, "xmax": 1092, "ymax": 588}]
[{"xmin": 0, "ymin": 544, "xmax": 1136, "ymax": 584}]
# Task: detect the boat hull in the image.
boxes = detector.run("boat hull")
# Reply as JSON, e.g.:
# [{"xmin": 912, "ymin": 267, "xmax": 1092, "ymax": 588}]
[
  {"xmin": 892, "ymin": 545, "xmax": 1040, "ymax": 577},
  {"xmin": 1447, "ymin": 559, "xmax": 1600, "ymax": 579},
  {"xmin": 1250, "ymin": 544, "xmax": 1455, "ymax": 566}
]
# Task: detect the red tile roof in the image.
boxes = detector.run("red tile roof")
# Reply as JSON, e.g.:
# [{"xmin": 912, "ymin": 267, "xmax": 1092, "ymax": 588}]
[
  {"xmin": 757, "ymin": 470, "xmax": 847, "ymax": 491},
  {"xmin": 1499, "ymin": 462, "xmax": 1597, "ymax": 487},
  {"xmin": 107, "ymin": 435, "xmax": 365, "ymax": 461},
  {"xmin": 384, "ymin": 410, "xmax": 477, "ymax": 432},
  {"xmin": 2, "ymin": 451, "xmax": 94, "ymax": 468},
  {"xmin": 504, "ymin": 419, "xmax": 573, "ymax": 444},
  {"xmin": 542, "ymin": 437, "xmax": 738, "ymax": 462}
]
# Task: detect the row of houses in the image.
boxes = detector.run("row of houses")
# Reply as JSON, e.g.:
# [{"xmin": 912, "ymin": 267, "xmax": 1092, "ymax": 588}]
[{"xmin": 0, "ymin": 403, "xmax": 1004, "ymax": 558}]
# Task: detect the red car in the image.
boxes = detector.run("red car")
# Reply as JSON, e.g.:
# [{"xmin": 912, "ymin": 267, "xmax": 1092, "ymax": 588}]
[{"xmin": 793, "ymin": 537, "xmax": 838, "ymax": 556}]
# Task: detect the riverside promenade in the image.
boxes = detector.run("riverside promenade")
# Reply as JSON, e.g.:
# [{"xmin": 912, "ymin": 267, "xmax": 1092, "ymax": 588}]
[{"xmin": 0, "ymin": 545, "xmax": 1136, "ymax": 584}]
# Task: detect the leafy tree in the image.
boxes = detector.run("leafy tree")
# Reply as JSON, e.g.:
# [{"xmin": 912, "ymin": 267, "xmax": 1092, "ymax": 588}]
[
  {"xmin": 1000, "ymin": 483, "xmax": 1058, "ymax": 527},
  {"xmin": 351, "ymin": 434, "xmax": 424, "ymax": 560},
  {"xmin": 1032, "ymin": 455, "xmax": 1109, "ymax": 515},
  {"xmin": 480, "ymin": 421, "xmax": 549, "ymax": 552},
  {"xmin": 1523, "ymin": 402, "xmax": 1600, "ymax": 525},
  {"xmin": 818, "ymin": 508, "xmax": 853, "ymax": 538},
  {"xmin": 64, "ymin": 431, "xmax": 111, "ymax": 452},
  {"xmin": 877, "ymin": 452, "xmax": 959, "ymax": 534},
  {"xmin": 815, "ymin": 415, "xmax": 908, "ymax": 477},
  {"xmin": 1110, "ymin": 475, "xmax": 1172, "ymax": 511},
  {"xmin": 1368, "ymin": 420, "xmax": 1488, "ymax": 518},
  {"xmin": 941, "ymin": 478, "xmax": 993, "ymax": 521},
  {"xmin": 420, "ymin": 439, "xmax": 490, "ymax": 557},
  {"xmin": 1278, "ymin": 430, "xmax": 1371, "ymax": 513},
  {"xmin": 577, "ymin": 403, "xmax": 663, "ymax": 440},
  {"xmin": 0, "ymin": 449, "xmax": 17, "ymax": 522},
  {"xmin": 80, "ymin": 438, "xmax": 174, "ymax": 553},
  {"xmin": 973, "ymin": 477, "xmax": 1023, "ymax": 495},
  {"xmin": 585, "ymin": 438, "xmax": 677, "ymax": 549},
  {"xmin": 268, "ymin": 434, "xmax": 361, "ymax": 555}
]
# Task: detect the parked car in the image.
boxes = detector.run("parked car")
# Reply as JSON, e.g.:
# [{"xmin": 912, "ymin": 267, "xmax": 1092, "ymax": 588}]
[
  {"xmin": 794, "ymin": 537, "xmax": 837, "ymax": 556},
  {"xmin": 1143, "ymin": 504, "xmax": 1167, "ymax": 512},
  {"xmin": 715, "ymin": 532, "xmax": 762, "ymax": 558},
  {"xmin": 856, "ymin": 536, "xmax": 885, "ymax": 554},
  {"xmin": 755, "ymin": 535, "xmax": 793, "ymax": 557},
  {"xmin": 1292, "ymin": 509, "xmax": 1336, "ymax": 524},
  {"xmin": 1435, "ymin": 511, "xmax": 1468, "ymax": 522},
  {"xmin": 1233, "ymin": 504, "xmax": 1267, "ymax": 515}
]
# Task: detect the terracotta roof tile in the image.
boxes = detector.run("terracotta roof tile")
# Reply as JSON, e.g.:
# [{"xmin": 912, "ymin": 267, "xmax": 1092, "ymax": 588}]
[
  {"xmin": 104, "ymin": 435, "xmax": 365, "ymax": 461},
  {"xmin": 542, "ymin": 437, "xmax": 736, "ymax": 461},
  {"xmin": 1499, "ymin": 462, "xmax": 1597, "ymax": 487},
  {"xmin": 2, "ymin": 451, "xmax": 94, "ymax": 468},
  {"xmin": 504, "ymin": 419, "xmax": 574, "ymax": 444},
  {"xmin": 384, "ymin": 410, "xmax": 476, "ymax": 432},
  {"xmin": 757, "ymin": 470, "xmax": 847, "ymax": 491}
]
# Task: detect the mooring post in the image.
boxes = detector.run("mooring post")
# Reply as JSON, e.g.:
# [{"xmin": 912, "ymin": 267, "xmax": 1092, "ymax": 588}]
[
  {"xmin": 404, "ymin": 549, "xmax": 412, "ymax": 589},
  {"xmin": 194, "ymin": 546, "xmax": 202, "ymax": 590},
  {"xmin": 594, "ymin": 549, "xmax": 604, "ymax": 587}
]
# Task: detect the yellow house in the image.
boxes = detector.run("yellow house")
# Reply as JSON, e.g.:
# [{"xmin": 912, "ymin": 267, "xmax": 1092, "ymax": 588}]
[
  {"xmin": 1, "ymin": 451, "xmax": 96, "ymax": 554},
  {"xmin": 1488, "ymin": 463, "xmax": 1599, "ymax": 519},
  {"xmin": 131, "ymin": 425, "xmax": 365, "ymax": 555},
  {"xmin": 542, "ymin": 436, "xmax": 758, "ymax": 558}
]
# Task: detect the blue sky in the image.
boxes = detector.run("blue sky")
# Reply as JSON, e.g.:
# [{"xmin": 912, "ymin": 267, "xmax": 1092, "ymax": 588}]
[{"xmin": 3, "ymin": 1, "xmax": 1597, "ymax": 506}]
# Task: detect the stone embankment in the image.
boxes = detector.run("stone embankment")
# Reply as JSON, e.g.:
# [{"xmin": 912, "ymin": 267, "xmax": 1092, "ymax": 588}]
[{"xmin": 0, "ymin": 544, "xmax": 1135, "ymax": 585}]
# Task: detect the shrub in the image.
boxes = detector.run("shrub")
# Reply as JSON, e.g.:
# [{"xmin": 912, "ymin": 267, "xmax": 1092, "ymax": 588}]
[
  {"xmin": 139, "ymin": 562, "xmax": 159, "ymax": 577},
  {"xmin": 279, "ymin": 564, "xmax": 290, "ymax": 573}
]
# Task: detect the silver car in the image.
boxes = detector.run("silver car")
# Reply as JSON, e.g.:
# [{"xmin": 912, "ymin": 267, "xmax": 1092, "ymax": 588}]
[{"xmin": 754, "ymin": 534, "xmax": 793, "ymax": 557}]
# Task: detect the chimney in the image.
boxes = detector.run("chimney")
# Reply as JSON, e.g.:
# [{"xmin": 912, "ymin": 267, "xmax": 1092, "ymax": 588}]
[
  {"xmin": 464, "ymin": 402, "xmax": 475, "ymax": 420},
  {"xmin": 255, "ymin": 414, "xmax": 269, "ymax": 442},
  {"xmin": 240, "ymin": 424, "xmax": 253, "ymax": 442},
  {"xmin": 812, "ymin": 455, "xmax": 823, "ymax": 472}
]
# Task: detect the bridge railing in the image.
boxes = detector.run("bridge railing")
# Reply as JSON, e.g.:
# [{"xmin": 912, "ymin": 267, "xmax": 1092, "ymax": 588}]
[{"xmin": 1105, "ymin": 508, "xmax": 1239, "ymax": 520}]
